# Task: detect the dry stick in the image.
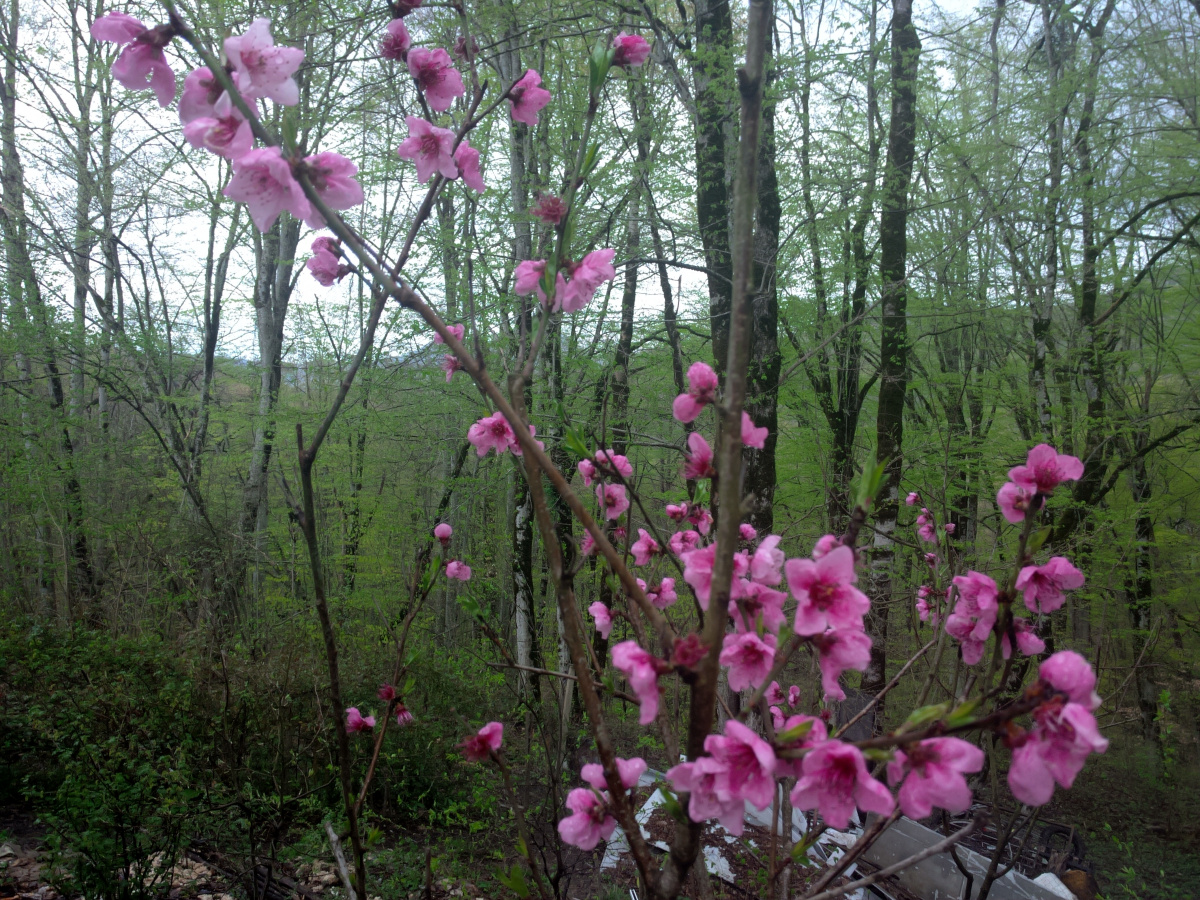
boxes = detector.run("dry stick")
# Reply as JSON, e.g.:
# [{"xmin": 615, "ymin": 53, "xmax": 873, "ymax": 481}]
[
  {"xmin": 802, "ymin": 810, "xmax": 901, "ymax": 899},
  {"xmin": 834, "ymin": 638, "xmax": 937, "ymax": 739},
  {"xmin": 322, "ymin": 821, "xmax": 357, "ymax": 900},
  {"xmin": 801, "ymin": 814, "xmax": 984, "ymax": 900}
]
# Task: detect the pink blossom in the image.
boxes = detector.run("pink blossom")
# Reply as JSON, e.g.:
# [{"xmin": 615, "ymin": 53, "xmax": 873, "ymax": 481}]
[
  {"xmin": 92, "ymin": 13, "xmax": 177, "ymax": 108},
  {"xmin": 887, "ymin": 737, "xmax": 984, "ymax": 819},
  {"xmin": 345, "ymin": 707, "xmax": 375, "ymax": 733},
  {"xmin": 407, "ymin": 47, "xmax": 464, "ymax": 113},
  {"xmin": 666, "ymin": 756, "xmax": 745, "ymax": 835},
  {"xmin": 944, "ymin": 571, "xmax": 999, "ymax": 665},
  {"xmin": 224, "ymin": 18, "xmax": 304, "ymax": 106},
  {"xmin": 811, "ymin": 628, "xmax": 872, "ymax": 701},
  {"xmin": 611, "ymin": 641, "xmax": 664, "ymax": 724},
  {"xmin": 434, "ymin": 523, "xmax": 452, "ymax": 546},
  {"xmin": 580, "ymin": 531, "xmax": 597, "ymax": 556},
  {"xmin": 741, "ymin": 412, "xmax": 768, "ymax": 449},
  {"xmin": 791, "ymin": 740, "xmax": 894, "ymax": 829},
  {"xmin": 378, "ymin": 683, "xmax": 397, "ymax": 702},
  {"xmin": 594, "ymin": 449, "xmax": 633, "ymax": 479},
  {"xmin": 788, "ymin": 685, "xmax": 801, "ymax": 707},
  {"xmin": 673, "ymin": 361, "xmax": 719, "ymax": 423},
  {"xmin": 380, "ymin": 19, "xmax": 411, "ymax": 60},
  {"xmin": 300, "ymin": 152, "xmax": 365, "ymax": 228},
  {"xmin": 558, "ymin": 787, "xmax": 615, "ymax": 850},
  {"xmin": 454, "ymin": 140, "xmax": 486, "ymax": 193},
  {"xmin": 460, "ymin": 721, "xmax": 503, "ymax": 760},
  {"xmin": 306, "ymin": 241, "xmax": 347, "ymax": 286},
  {"xmin": 396, "ymin": 116, "xmax": 458, "ymax": 183},
  {"xmin": 905, "ymin": 491, "xmax": 920, "ymax": 506},
  {"xmin": 787, "ymin": 545, "xmax": 870, "ymax": 636},
  {"xmin": 393, "ymin": 0, "xmax": 423, "ymax": 13},
  {"xmin": 1009, "ymin": 443, "xmax": 1085, "ymax": 494},
  {"xmin": 774, "ymin": 713, "xmax": 828, "ymax": 778},
  {"xmin": 688, "ymin": 504, "xmax": 714, "ymax": 534},
  {"xmin": 434, "ymin": 323, "xmax": 465, "ymax": 345},
  {"xmin": 681, "ymin": 543, "xmax": 716, "ymax": 609},
  {"xmin": 916, "ymin": 510, "xmax": 938, "ymax": 544},
  {"xmin": 646, "ymin": 578, "xmax": 677, "ymax": 609},
  {"xmin": 589, "ymin": 601, "xmax": 612, "ymax": 638},
  {"xmin": 924, "ymin": 551, "xmax": 940, "ymax": 567},
  {"xmin": 1016, "ymin": 557, "xmax": 1085, "ymax": 614},
  {"xmin": 468, "ymin": 411, "xmax": 516, "ymax": 457},
  {"xmin": 631, "ymin": 529, "xmax": 660, "ymax": 565},
  {"xmin": 997, "ymin": 481, "xmax": 1037, "ymax": 524},
  {"xmin": 508, "ymin": 68, "xmax": 552, "ymax": 126},
  {"xmin": 720, "ymin": 631, "xmax": 777, "ymax": 692},
  {"xmin": 559, "ymin": 248, "xmax": 616, "ymax": 312},
  {"xmin": 750, "ymin": 535, "xmax": 785, "ymax": 585},
  {"xmin": 445, "ymin": 560, "xmax": 471, "ymax": 581},
  {"xmin": 1040, "ymin": 650, "xmax": 1101, "ymax": 710},
  {"xmin": 178, "ymin": 67, "xmax": 243, "ymax": 124},
  {"xmin": 765, "ymin": 681, "xmax": 785, "ymax": 705},
  {"xmin": 740, "ymin": 523, "xmax": 758, "ymax": 541},
  {"xmin": 671, "ymin": 633, "xmax": 708, "ymax": 668},
  {"xmin": 182, "ymin": 105, "xmax": 253, "ymax": 157},
  {"xmin": 812, "ymin": 534, "xmax": 840, "ymax": 559},
  {"xmin": 513, "ymin": 259, "xmax": 565, "ymax": 304},
  {"xmin": 729, "ymin": 582, "xmax": 788, "ymax": 634},
  {"xmin": 1000, "ymin": 616, "xmax": 1045, "ymax": 659},
  {"xmin": 944, "ymin": 522, "xmax": 956, "ymax": 534},
  {"xmin": 596, "ymin": 483, "xmax": 630, "ymax": 520},
  {"xmin": 224, "ymin": 147, "xmax": 312, "ymax": 232},
  {"xmin": 666, "ymin": 503, "xmax": 688, "ymax": 522},
  {"xmin": 684, "ymin": 432, "xmax": 715, "ymax": 480},
  {"xmin": 440, "ymin": 355, "xmax": 461, "ymax": 382},
  {"xmin": 582, "ymin": 756, "xmax": 647, "ymax": 791},
  {"xmin": 1007, "ymin": 699, "xmax": 1107, "ymax": 806},
  {"xmin": 706, "ymin": 720, "xmax": 777, "ymax": 810},
  {"xmin": 669, "ymin": 529, "xmax": 701, "ymax": 557},
  {"xmin": 612, "ymin": 31, "xmax": 651, "ymax": 68},
  {"xmin": 453, "ymin": 36, "xmax": 480, "ymax": 60},
  {"xmin": 395, "ymin": 702, "xmax": 414, "ymax": 726},
  {"xmin": 530, "ymin": 194, "xmax": 567, "ymax": 225},
  {"xmin": 577, "ymin": 458, "xmax": 597, "ymax": 486}
]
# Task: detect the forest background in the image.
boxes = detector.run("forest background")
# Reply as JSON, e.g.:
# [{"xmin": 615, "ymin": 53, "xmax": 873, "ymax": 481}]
[{"xmin": 0, "ymin": 0, "xmax": 1198, "ymax": 897}]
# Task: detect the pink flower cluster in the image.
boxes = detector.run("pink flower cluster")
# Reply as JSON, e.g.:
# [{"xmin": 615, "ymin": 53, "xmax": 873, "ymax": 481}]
[
  {"xmin": 460, "ymin": 721, "xmax": 503, "ymax": 761},
  {"xmin": 558, "ymin": 757, "xmax": 646, "ymax": 850},
  {"xmin": 514, "ymin": 250, "xmax": 617, "ymax": 313},
  {"xmin": 997, "ymin": 444, "xmax": 1083, "ymax": 524},
  {"xmin": 1006, "ymin": 652, "xmax": 1107, "ymax": 805},
  {"xmin": 467, "ymin": 411, "xmax": 543, "ymax": 458}
]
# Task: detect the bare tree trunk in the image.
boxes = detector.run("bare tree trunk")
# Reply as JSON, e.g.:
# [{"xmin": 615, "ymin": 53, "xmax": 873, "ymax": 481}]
[
  {"xmin": 864, "ymin": 0, "xmax": 921, "ymax": 704},
  {"xmin": 692, "ymin": 0, "xmax": 736, "ymax": 379},
  {"xmin": 745, "ymin": 30, "xmax": 780, "ymax": 533}
]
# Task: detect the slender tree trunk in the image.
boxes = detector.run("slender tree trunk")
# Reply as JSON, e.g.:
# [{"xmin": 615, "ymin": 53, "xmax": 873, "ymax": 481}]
[
  {"xmin": 745, "ymin": 32, "xmax": 780, "ymax": 533},
  {"xmin": 692, "ymin": 0, "xmax": 736, "ymax": 379},
  {"xmin": 864, "ymin": 0, "xmax": 921, "ymax": 703}
]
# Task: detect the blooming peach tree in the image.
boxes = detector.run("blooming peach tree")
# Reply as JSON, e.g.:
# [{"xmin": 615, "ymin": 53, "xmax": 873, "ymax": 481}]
[{"xmin": 92, "ymin": 1, "xmax": 1107, "ymax": 897}]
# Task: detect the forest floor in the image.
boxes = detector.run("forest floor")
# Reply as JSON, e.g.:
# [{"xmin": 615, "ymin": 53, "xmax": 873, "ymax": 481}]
[{"xmin": 3, "ymin": 739, "xmax": 1198, "ymax": 900}]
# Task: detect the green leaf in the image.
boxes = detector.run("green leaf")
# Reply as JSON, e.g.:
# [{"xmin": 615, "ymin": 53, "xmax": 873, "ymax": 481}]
[
  {"xmin": 901, "ymin": 701, "xmax": 952, "ymax": 732},
  {"xmin": 856, "ymin": 455, "xmax": 889, "ymax": 509},
  {"xmin": 1027, "ymin": 525, "xmax": 1052, "ymax": 554},
  {"xmin": 565, "ymin": 425, "xmax": 592, "ymax": 460},
  {"xmin": 588, "ymin": 37, "xmax": 612, "ymax": 94},
  {"xmin": 776, "ymin": 719, "xmax": 814, "ymax": 743},
  {"xmin": 863, "ymin": 748, "xmax": 893, "ymax": 762},
  {"xmin": 496, "ymin": 864, "xmax": 531, "ymax": 898},
  {"xmin": 946, "ymin": 698, "xmax": 982, "ymax": 728},
  {"xmin": 658, "ymin": 785, "xmax": 688, "ymax": 823},
  {"xmin": 581, "ymin": 142, "xmax": 601, "ymax": 179},
  {"xmin": 456, "ymin": 592, "xmax": 483, "ymax": 619}
]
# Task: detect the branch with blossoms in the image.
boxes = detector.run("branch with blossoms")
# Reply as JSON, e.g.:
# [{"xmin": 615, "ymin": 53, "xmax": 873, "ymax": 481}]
[{"xmin": 94, "ymin": 0, "xmax": 1109, "ymax": 897}]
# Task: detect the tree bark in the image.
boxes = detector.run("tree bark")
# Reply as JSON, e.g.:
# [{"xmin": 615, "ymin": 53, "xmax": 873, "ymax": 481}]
[{"xmin": 864, "ymin": 0, "xmax": 921, "ymax": 703}]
